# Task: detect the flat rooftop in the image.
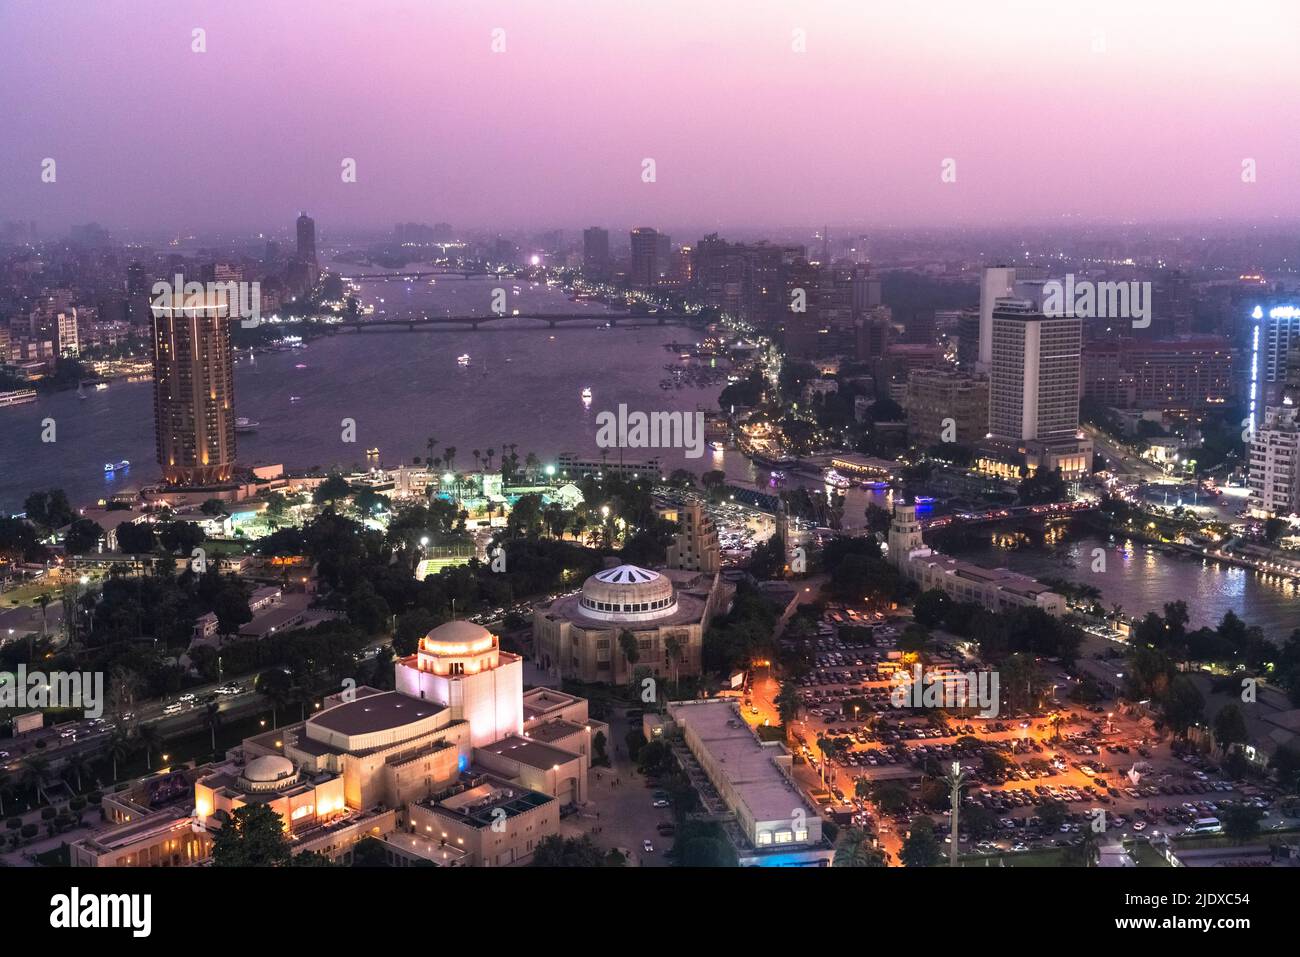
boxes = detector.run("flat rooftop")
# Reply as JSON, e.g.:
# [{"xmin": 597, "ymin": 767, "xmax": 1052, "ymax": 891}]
[
  {"xmin": 670, "ymin": 700, "xmax": 816, "ymax": 826},
  {"xmin": 309, "ymin": 691, "xmax": 444, "ymax": 736},
  {"xmin": 522, "ymin": 686, "xmax": 580, "ymax": 723},
  {"xmin": 480, "ymin": 734, "xmax": 576, "ymax": 771},
  {"xmin": 77, "ymin": 806, "xmax": 193, "ymax": 852},
  {"xmin": 425, "ymin": 775, "xmax": 553, "ymax": 829},
  {"xmin": 525, "ymin": 718, "xmax": 585, "ymax": 745},
  {"xmin": 914, "ymin": 554, "xmax": 1055, "ymax": 599}
]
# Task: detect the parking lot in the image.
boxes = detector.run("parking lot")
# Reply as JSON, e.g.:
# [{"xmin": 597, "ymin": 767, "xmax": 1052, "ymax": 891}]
[{"xmin": 747, "ymin": 601, "xmax": 1292, "ymax": 863}]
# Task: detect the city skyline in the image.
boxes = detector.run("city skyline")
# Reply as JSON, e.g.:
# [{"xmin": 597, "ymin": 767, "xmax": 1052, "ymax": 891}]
[{"xmin": 5, "ymin": 0, "xmax": 1300, "ymax": 911}]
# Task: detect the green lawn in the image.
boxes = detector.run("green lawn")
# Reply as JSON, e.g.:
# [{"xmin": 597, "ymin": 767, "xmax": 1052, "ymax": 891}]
[{"xmin": 958, "ymin": 847, "xmax": 1069, "ymax": 867}]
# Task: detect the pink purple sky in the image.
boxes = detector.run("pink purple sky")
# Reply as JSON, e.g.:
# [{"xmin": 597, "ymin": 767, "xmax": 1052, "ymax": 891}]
[{"xmin": 3, "ymin": 0, "xmax": 1300, "ymax": 233}]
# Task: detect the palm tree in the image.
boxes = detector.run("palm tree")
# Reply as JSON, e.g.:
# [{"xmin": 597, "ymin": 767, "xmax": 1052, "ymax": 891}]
[
  {"xmin": 425, "ymin": 436, "xmax": 438, "ymax": 465},
  {"xmin": 775, "ymin": 679, "xmax": 801, "ymax": 733},
  {"xmin": 472, "ymin": 449, "xmax": 482, "ymax": 472},
  {"xmin": 443, "ymin": 446, "xmax": 457, "ymax": 472},
  {"xmin": 815, "ymin": 736, "xmax": 835, "ymax": 786},
  {"xmin": 138, "ymin": 724, "xmax": 163, "ymax": 771},
  {"xmin": 618, "ymin": 630, "xmax": 640, "ymax": 685},
  {"xmin": 205, "ymin": 701, "xmax": 223, "ymax": 754},
  {"xmin": 1069, "ymin": 827, "xmax": 1102, "ymax": 868},
  {"xmin": 21, "ymin": 754, "xmax": 50, "ymax": 805},
  {"xmin": 108, "ymin": 729, "xmax": 133, "ymax": 783},
  {"xmin": 834, "ymin": 828, "xmax": 885, "ymax": 867},
  {"xmin": 65, "ymin": 753, "xmax": 95, "ymax": 793},
  {"xmin": 37, "ymin": 593, "xmax": 51, "ymax": 639},
  {"xmin": 484, "ymin": 448, "xmax": 495, "ymax": 471},
  {"xmin": 664, "ymin": 635, "xmax": 682, "ymax": 697},
  {"xmin": 1049, "ymin": 712, "xmax": 1064, "ymax": 743}
]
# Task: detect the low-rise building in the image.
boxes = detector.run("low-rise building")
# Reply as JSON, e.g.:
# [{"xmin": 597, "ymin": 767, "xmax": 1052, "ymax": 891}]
[
  {"xmin": 887, "ymin": 502, "xmax": 1065, "ymax": 615},
  {"xmin": 666, "ymin": 699, "xmax": 831, "ymax": 866}
]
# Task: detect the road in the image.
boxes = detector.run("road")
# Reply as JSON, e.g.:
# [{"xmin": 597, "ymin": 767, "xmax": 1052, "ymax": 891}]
[{"xmin": 1083, "ymin": 424, "xmax": 1165, "ymax": 482}]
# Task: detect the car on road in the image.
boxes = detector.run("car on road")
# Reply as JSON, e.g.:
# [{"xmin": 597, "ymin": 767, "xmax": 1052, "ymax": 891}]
[
  {"xmin": 642, "ymin": 840, "xmax": 654, "ymax": 853},
  {"xmin": 179, "ymin": 693, "xmax": 197, "ymax": 704},
  {"xmin": 652, "ymin": 799, "xmax": 670, "ymax": 808},
  {"xmin": 162, "ymin": 702, "xmax": 183, "ymax": 716}
]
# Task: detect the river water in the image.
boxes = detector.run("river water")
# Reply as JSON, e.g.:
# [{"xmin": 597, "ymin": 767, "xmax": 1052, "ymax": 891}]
[
  {"xmin": 944, "ymin": 527, "xmax": 1299, "ymax": 640},
  {"xmin": 0, "ymin": 275, "xmax": 765, "ymax": 511}
]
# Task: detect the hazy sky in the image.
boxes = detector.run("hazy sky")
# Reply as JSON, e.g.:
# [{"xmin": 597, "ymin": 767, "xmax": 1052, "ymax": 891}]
[{"xmin": 3, "ymin": 0, "xmax": 1300, "ymax": 234}]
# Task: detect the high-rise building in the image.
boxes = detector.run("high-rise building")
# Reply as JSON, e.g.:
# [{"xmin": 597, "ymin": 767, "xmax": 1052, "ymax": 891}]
[
  {"xmin": 989, "ymin": 299, "xmax": 1081, "ymax": 442},
  {"xmin": 27, "ymin": 294, "xmax": 79, "ymax": 358},
  {"xmin": 977, "ymin": 265, "xmax": 1016, "ymax": 369},
  {"xmin": 296, "ymin": 212, "xmax": 317, "ymax": 267},
  {"xmin": 151, "ymin": 287, "xmax": 237, "ymax": 485},
  {"xmin": 690, "ymin": 234, "xmax": 805, "ymax": 331},
  {"xmin": 957, "ymin": 309, "xmax": 981, "ymax": 367},
  {"xmin": 655, "ymin": 232, "xmax": 672, "ymax": 282},
  {"xmin": 1082, "ymin": 337, "xmax": 1235, "ymax": 411},
  {"xmin": 855, "ymin": 310, "xmax": 892, "ymax": 367},
  {"xmin": 1248, "ymin": 303, "xmax": 1300, "ymax": 429},
  {"xmin": 583, "ymin": 227, "xmax": 610, "ymax": 279},
  {"xmin": 905, "ymin": 369, "xmax": 989, "ymax": 450},
  {"xmin": 981, "ymin": 297, "xmax": 1091, "ymax": 479},
  {"xmin": 849, "ymin": 270, "xmax": 882, "ymax": 316},
  {"xmin": 629, "ymin": 227, "xmax": 658, "ymax": 290},
  {"xmin": 1247, "ymin": 400, "xmax": 1300, "ymax": 518},
  {"xmin": 782, "ymin": 257, "xmax": 823, "ymax": 358}
]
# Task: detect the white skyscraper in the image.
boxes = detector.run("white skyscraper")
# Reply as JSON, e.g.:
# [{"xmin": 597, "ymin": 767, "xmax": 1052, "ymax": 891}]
[
  {"xmin": 978, "ymin": 265, "xmax": 1016, "ymax": 369},
  {"xmin": 979, "ymin": 296, "xmax": 1092, "ymax": 479},
  {"xmin": 1247, "ymin": 400, "xmax": 1300, "ymax": 518}
]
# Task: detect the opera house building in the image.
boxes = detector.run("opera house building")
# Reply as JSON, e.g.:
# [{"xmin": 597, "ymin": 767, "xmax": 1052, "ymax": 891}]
[{"xmin": 72, "ymin": 621, "xmax": 606, "ymax": 867}]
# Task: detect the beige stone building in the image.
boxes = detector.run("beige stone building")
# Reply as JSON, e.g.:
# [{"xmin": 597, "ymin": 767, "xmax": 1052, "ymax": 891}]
[
  {"xmin": 72, "ymin": 620, "xmax": 601, "ymax": 867},
  {"xmin": 532, "ymin": 563, "xmax": 731, "ymax": 684}
]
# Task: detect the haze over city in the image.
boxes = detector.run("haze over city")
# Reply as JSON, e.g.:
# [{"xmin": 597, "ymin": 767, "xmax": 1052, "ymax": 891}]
[{"xmin": 4, "ymin": 0, "xmax": 1300, "ymax": 232}]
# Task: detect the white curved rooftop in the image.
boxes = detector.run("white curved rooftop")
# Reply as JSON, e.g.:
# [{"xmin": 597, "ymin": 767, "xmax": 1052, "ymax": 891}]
[{"xmin": 593, "ymin": 565, "xmax": 661, "ymax": 585}]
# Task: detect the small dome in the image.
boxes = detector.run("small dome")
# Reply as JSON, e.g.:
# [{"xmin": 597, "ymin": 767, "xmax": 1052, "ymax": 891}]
[
  {"xmin": 423, "ymin": 619, "xmax": 493, "ymax": 649},
  {"xmin": 244, "ymin": 754, "xmax": 294, "ymax": 784}
]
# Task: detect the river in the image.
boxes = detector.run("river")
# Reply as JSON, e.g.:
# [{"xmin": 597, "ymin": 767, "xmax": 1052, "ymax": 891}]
[
  {"xmin": 942, "ymin": 524, "xmax": 1299, "ymax": 640},
  {"xmin": 0, "ymin": 274, "xmax": 765, "ymax": 511}
]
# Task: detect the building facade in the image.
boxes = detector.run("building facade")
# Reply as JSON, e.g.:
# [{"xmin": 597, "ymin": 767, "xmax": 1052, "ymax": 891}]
[
  {"xmin": 1247, "ymin": 401, "xmax": 1300, "ymax": 518},
  {"xmin": 905, "ymin": 368, "xmax": 989, "ymax": 450},
  {"xmin": 887, "ymin": 502, "xmax": 1065, "ymax": 615},
  {"xmin": 151, "ymin": 287, "xmax": 237, "ymax": 485},
  {"xmin": 533, "ymin": 563, "xmax": 730, "ymax": 683}
]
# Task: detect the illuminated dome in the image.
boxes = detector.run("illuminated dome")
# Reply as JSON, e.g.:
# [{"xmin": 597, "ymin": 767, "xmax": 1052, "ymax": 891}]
[
  {"xmin": 239, "ymin": 754, "xmax": 298, "ymax": 792},
  {"xmin": 422, "ymin": 619, "xmax": 493, "ymax": 652},
  {"xmin": 579, "ymin": 564, "xmax": 677, "ymax": 623},
  {"xmin": 414, "ymin": 619, "xmax": 500, "ymax": 675}
]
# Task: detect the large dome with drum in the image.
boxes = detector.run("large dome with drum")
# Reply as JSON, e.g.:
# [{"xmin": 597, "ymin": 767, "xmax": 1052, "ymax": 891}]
[{"xmin": 578, "ymin": 564, "xmax": 677, "ymax": 623}]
